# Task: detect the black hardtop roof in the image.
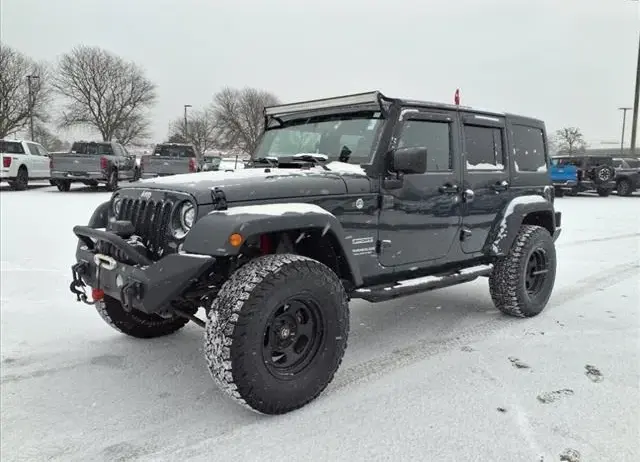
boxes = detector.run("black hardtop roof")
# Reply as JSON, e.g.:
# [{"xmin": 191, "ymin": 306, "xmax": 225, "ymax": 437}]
[{"xmin": 264, "ymin": 90, "xmax": 543, "ymax": 124}]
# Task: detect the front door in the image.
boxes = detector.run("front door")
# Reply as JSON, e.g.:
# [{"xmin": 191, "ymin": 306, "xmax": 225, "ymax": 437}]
[
  {"xmin": 377, "ymin": 109, "xmax": 462, "ymax": 267},
  {"xmin": 459, "ymin": 112, "xmax": 512, "ymax": 254}
]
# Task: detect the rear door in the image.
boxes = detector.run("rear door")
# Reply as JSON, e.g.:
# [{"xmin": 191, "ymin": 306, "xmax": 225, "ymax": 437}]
[
  {"xmin": 33, "ymin": 143, "xmax": 51, "ymax": 177},
  {"xmin": 25, "ymin": 142, "xmax": 47, "ymax": 178},
  {"xmin": 459, "ymin": 112, "xmax": 512, "ymax": 254}
]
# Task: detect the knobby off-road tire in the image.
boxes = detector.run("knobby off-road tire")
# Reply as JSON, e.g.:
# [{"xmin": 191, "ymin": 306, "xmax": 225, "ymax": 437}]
[
  {"xmin": 96, "ymin": 295, "xmax": 189, "ymax": 338},
  {"xmin": 205, "ymin": 254, "xmax": 349, "ymax": 415},
  {"xmin": 596, "ymin": 187, "xmax": 610, "ymax": 197},
  {"xmin": 489, "ymin": 225, "xmax": 557, "ymax": 318}
]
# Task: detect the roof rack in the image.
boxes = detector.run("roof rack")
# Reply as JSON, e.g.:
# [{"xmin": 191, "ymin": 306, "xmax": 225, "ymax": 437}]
[{"xmin": 264, "ymin": 91, "xmax": 389, "ymax": 117}]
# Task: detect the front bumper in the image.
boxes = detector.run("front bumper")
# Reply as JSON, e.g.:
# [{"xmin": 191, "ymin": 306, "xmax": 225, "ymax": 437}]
[
  {"xmin": 552, "ymin": 180, "xmax": 577, "ymax": 189},
  {"xmin": 72, "ymin": 226, "xmax": 215, "ymax": 314}
]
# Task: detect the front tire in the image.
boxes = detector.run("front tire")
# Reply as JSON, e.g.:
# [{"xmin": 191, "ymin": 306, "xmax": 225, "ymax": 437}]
[
  {"xmin": 205, "ymin": 254, "xmax": 349, "ymax": 415},
  {"xmin": 597, "ymin": 187, "xmax": 610, "ymax": 197},
  {"xmin": 96, "ymin": 295, "xmax": 189, "ymax": 338},
  {"xmin": 56, "ymin": 180, "xmax": 71, "ymax": 192},
  {"xmin": 489, "ymin": 225, "xmax": 557, "ymax": 318}
]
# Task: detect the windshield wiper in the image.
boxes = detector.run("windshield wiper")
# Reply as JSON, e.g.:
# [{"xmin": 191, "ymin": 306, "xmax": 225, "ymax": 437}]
[{"xmin": 292, "ymin": 154, "xmax": 331, "ymax": 171}]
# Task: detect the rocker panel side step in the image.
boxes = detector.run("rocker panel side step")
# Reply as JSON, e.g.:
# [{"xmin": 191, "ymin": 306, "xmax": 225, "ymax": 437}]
[{"xmin": 351, "ymin": 264, "xmax": 493, "ymax": 303}]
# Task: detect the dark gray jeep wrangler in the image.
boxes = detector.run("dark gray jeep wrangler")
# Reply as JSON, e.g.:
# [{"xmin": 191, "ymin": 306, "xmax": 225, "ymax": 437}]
[{"xmin": 69, "ymin": 91, "xmax": 562, "ymax": 415}]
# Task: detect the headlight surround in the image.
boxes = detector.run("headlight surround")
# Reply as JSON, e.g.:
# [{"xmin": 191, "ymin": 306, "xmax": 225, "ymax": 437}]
[
  {"xmin": 180, "ymin": 202, "xmax": 196, "ymax": 230},
  {"xmin": 112, "ymin": 196, "xmax": 122, "ymax": 217}
]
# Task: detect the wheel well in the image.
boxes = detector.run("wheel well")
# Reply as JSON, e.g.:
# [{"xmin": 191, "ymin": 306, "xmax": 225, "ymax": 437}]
[
  {"xmin": 240, "ymin": 228, "xmax": 355, "ymax": 286},
  {"xmin": 522, "ymin": 211, "xmax": 553, "ymax": 235},
  {"xmin": 18, "ymin": 164, "xmax": 28, "ymax": 172}
]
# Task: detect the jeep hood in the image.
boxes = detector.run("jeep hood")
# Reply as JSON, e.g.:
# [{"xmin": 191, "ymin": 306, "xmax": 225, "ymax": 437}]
[{"xmin": 131, "ymin": 162, "xmax": 372, "ymax": 204}]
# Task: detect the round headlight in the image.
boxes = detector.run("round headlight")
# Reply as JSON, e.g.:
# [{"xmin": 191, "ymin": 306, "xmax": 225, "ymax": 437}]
[
  {"xmin": 112, "ymin": 197, "xmax": 122, "ymax": 217},
  {"xmin": 180, "ymin": 203, "xmax": 195, "ymax": 230}
]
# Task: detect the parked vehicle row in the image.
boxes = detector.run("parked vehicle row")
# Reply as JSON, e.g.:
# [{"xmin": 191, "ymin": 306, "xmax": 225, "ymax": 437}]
[
  {"xmin": 1, "ymin": 139, "xmax": 245, "ymax": 191},
  {"xmin": 549, "ymin": 154, "xmax": 640, "ymax": 197}
]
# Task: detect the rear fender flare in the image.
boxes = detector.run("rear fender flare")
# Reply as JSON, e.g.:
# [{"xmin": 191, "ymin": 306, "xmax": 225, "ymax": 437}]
[
  {"xmin": 182, "ymin": 203, "xmax": 363, "ymax": 285},
  {"xmin": 485, "ymin": 195, "xmax": 555, "ymax": 256}
]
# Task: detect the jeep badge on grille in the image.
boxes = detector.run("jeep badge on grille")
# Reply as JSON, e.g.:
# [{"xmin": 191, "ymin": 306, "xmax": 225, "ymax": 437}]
[{"xmin": 140, "ymin": 191, "xmax": 152, "ymax": 200}]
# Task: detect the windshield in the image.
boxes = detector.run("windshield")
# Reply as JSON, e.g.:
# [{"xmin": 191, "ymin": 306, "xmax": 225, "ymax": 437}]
[
  {"xmin": 154, "ymin": 145, "xmax": 196, "ymax": 158},
  {"xmin": 254, "ymin": 111, "xmax": 384, "ymax": 166},
  {"xmin": 71, "ymin": 142, "xmax": 113, "ymax": 155}
]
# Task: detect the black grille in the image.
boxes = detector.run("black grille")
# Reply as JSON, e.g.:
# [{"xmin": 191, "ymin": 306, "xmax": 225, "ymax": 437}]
[{"xmin": 117, "ymin": 197, "xmax": 174, "ymax": 257}]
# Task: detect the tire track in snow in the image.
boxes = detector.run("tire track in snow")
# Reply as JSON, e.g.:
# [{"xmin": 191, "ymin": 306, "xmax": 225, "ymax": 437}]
[
  {"xmin": 328, "ymin": 260, "xmax": 640, "ymax": 394},
  {"xmin": 559, "ymin": 232, "xmax": 640, "ymax": 247}
]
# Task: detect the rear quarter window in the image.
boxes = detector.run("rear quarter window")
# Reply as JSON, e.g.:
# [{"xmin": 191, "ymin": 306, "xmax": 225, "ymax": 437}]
[
  {"xmin": 0, "ymin": 141, "xmax": 25, "ymax": 154},
  {"xmin": 511, "ymin": 125, "xmax": 547, "ymax": 172}
]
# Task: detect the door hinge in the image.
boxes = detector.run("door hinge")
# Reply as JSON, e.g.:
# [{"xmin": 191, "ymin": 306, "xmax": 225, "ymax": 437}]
[
  {"xmin": 376, "ymin": 240, "xmax": 381, "ymax": 253},
  {"xmin": 460, "ymin": 228, "xmax": 472, "ymax": 241}
]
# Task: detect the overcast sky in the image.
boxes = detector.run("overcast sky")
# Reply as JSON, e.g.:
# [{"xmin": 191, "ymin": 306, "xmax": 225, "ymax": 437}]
[{"xmin": 2, "ymin": 0, "xmax": 639, "ymax": 147}]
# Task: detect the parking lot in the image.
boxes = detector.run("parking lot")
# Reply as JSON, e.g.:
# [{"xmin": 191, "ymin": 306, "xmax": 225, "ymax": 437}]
[{"xmin": 1, "ymin": 182, "xmax": 639, "ymax": 461}]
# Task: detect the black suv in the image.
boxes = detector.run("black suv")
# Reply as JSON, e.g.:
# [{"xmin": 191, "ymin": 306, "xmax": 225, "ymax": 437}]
[
  {"xmin": 612, "ymin": 157, "xmax": 640, "ymax": 196},
  {"xmin": 69, "ymin": 91, "xmax": 562, "ymax": 415}
]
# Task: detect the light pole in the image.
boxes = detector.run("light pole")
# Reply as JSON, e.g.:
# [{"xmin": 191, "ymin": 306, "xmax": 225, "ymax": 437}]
[
  {"xmin": 628, "ymin": 0, "xmax": 639, "ymax": 155},
  {"xmin": 183, "ymin": 104, "xmax": 192, "ymax": 138},
  {"xmin": 618, "ymin": 107, "xmax": 633, "ymax": 155},
  {"xmin": 26, "ymin": 74, "xmax": 39, "ymax": 141}
]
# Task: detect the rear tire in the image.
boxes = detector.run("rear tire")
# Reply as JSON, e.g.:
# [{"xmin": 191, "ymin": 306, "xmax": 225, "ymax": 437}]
[
  {"xmin": 617, "ymin": 179, "xmax": 633, "ymax": 197},
  {"xmin": 56, "ymin": 180, "xmax": 71, "ymax": 192},
  {"xmin": 554, "ymin": 187, "xmax": 564, "ymax": 198},
  {"xmin": 596, "ymin": 187, "xmax": 610, "ymax": 197},
  {"xmin": 96, "ymin": 295, "xmax": 189, "ymax": 338},
  {"xmin": 11, "ymin": 167, "xmax": 28, "ymax": 191},
  {"xmin": 489, "ymin": 225, "xmax": 557, "ymax": 318},
  {"xmin": 204, "ymin": 254, "xmax": 349, "ymax": 415},
  {"xmin": 106, "ymin": 170, "xmax": 118, "ymax": 191}
]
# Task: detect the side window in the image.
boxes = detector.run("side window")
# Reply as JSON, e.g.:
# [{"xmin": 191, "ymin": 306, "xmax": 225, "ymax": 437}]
[
  {"xmin": 464, "ymin": 125, "xmax": 505, "ymax": 170},
  {"xmin": 36, "ymin": 144, "xmax": 49, "ymax": 156},
  {"xmin": 511, "ymin": 125, "xmax": 547, "ymax": 172},
  {"xmin": 25, "ymin": 143, "xmax": 40, "ymax": 155},
  {"xmin": 397, "ymin": 119, "xmax": 452, "ymax": 171}
]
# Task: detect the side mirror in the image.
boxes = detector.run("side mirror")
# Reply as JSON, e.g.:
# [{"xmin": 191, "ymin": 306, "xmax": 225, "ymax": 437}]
[{"xmin": 390, "ymin": 146, "xmax": 427, "ymax": 174}]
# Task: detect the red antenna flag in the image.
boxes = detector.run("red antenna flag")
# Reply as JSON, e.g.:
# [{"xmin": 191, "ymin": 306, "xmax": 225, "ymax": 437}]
[{"xmin": 454, "ymin": 89, "xmax": 460, "ymax": 106}]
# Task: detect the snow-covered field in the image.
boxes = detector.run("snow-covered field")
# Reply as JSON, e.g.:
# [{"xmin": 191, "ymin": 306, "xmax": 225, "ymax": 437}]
[{"xmin": 1, "ymin": 182, "xmax": 639, "ymax": 462}]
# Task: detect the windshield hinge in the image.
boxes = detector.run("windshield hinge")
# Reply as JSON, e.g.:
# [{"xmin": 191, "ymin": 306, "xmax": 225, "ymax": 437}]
[{"xmin": 211, "ymin": 187, "xmax": 228, "ymax": 210}]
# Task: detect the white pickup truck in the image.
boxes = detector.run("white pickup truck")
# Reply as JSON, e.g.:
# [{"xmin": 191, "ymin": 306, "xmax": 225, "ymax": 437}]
[{"xmin": 0, "ymin": 139, "xmax": 51, "ymax": 190}]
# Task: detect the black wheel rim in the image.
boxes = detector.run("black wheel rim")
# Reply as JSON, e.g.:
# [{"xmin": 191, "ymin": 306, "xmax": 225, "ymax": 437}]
[
  {"xmin": 262, "ymin": 297, "xmax": 324, "ymax": 379},
  {"xmin": 525, "ymin": 248, "xmax": 549, "ymax": 297}
]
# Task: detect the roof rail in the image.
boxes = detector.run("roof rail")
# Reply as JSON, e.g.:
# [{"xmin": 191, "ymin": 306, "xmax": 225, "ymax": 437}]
[{"xmin": 264, "ymin": 91, "xmax": 389, "ymax": 116}]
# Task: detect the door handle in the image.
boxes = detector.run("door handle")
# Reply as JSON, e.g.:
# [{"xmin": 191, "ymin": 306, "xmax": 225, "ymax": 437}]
[
  {"xmin": 491, "ymin": 180, "xmax": 509, "ymax": 192},
  {"xmin": 438, "ymin": 183, "xmax": 459, "ymax": 194}
]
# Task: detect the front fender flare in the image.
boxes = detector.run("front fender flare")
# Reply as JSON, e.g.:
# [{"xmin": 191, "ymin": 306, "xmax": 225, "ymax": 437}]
[
  {"xmin": 485, "ymin": 195, "xmax": 556, "ymax": 257},
  {"xmin": 182, "ymin": 203, "xmax": 363, "ymax": 285}
]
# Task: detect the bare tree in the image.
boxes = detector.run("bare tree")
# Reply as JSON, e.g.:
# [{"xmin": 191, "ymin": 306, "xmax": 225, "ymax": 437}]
[
  {"xmin": 32, "ymin": 123, "xmax": 68, "ymax": 151},
  {"xmin": 53, "ymin": 45, "xmax": 157, "ymax": 142},
  {"xmin": 0, "ymin": 45, "xmax": 50, "ymax": 138},
  {"xmin": 554, "ymin": 127, "xmax": 587, "ymax": 155},
  {"xmin": 113, "ymin": 112, "xmax": 151, "ymax": 146},
  {"xmin": 168, "ymin": 107, "xmax": 219, "ymax": 157},
  {"xmin": 212, "ymin": 87, "xmax": 280, "ymax": 154}
]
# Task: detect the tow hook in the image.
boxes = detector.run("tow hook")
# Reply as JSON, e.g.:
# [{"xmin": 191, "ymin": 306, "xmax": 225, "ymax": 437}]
[{"xmin": 70, "ymin": 262, "xmax": 96, "ymax": 305}]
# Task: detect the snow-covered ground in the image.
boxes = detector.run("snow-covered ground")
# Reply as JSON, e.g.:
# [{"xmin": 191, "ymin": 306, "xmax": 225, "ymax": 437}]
[{"xmin": 1, "ymin": 182, "xmax": 639, "ymax": 462}]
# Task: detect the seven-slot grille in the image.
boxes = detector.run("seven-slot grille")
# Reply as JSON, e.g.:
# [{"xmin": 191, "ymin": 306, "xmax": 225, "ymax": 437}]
[{"xmin": 117, "ymin": 197, "xmax": 175, "ymax": 256}]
